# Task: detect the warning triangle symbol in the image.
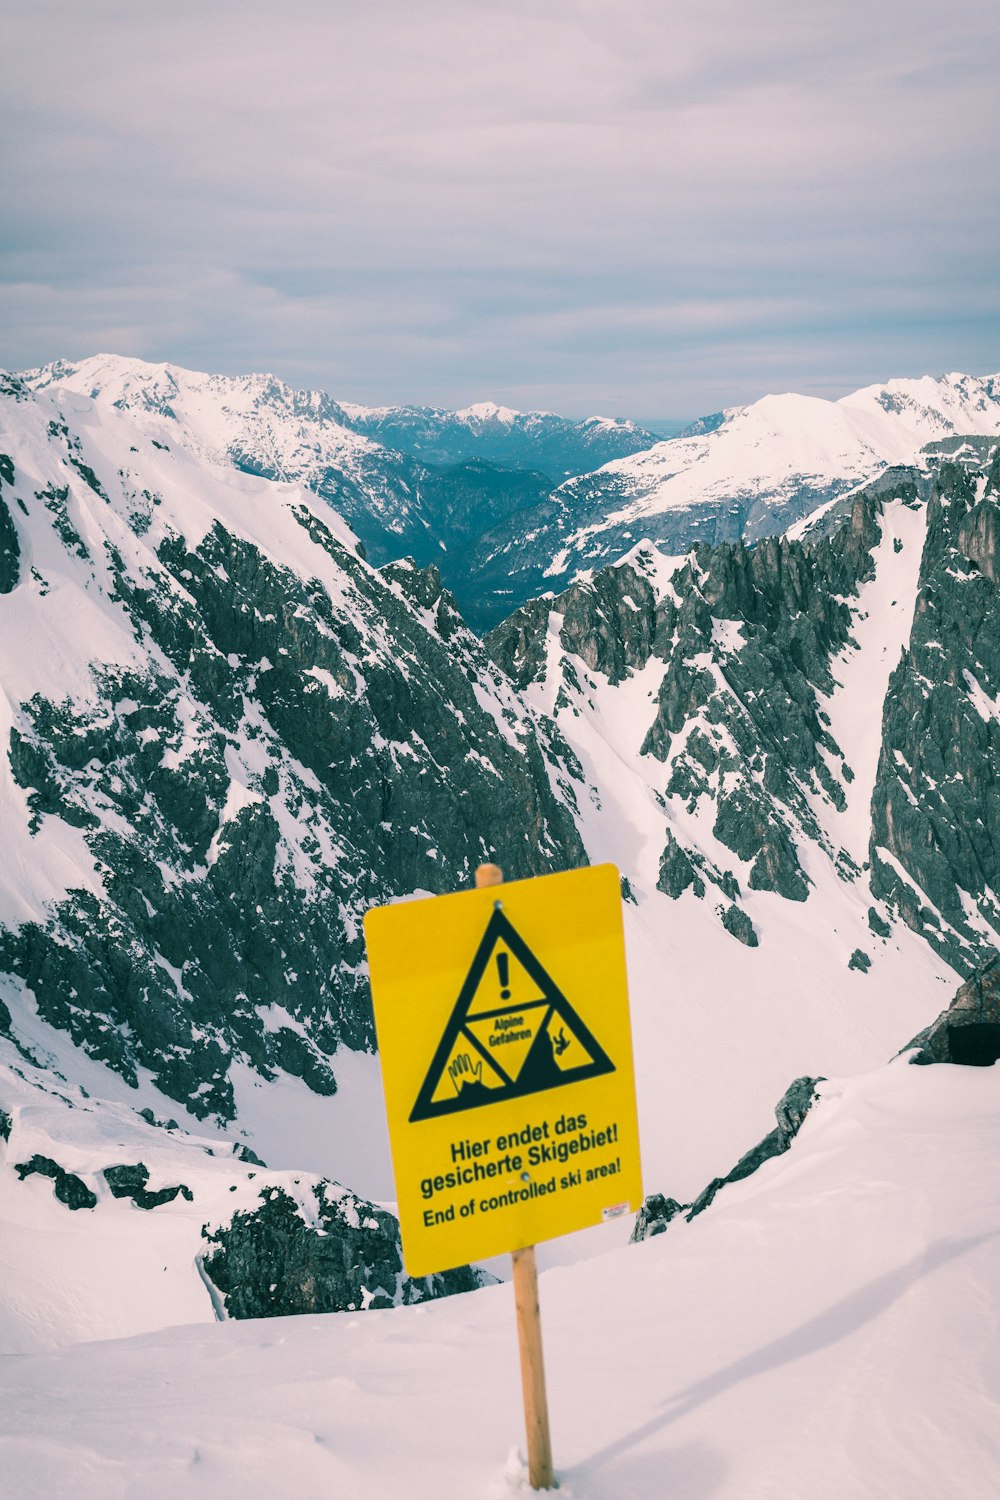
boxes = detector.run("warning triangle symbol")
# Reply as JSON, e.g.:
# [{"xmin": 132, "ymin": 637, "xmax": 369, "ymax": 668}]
[{"xmin": 409, "ymin": 907, "xmax": 615, "ymax": 1122}]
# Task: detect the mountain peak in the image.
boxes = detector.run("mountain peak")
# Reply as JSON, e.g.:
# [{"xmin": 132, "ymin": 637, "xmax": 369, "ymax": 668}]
[{"xmin": 453, "ymin": 400, "xmax": 524, "ymax": 424}]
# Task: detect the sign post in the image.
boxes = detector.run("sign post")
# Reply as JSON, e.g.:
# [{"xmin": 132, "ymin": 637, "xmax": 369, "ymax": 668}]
[
  {"xmin": 364, "ymin": 860, "xmax": 642, "ymax": 1491},
  {"xmin": 476, "ymin": 863, "xmax": 553, "ymax": 1491}
]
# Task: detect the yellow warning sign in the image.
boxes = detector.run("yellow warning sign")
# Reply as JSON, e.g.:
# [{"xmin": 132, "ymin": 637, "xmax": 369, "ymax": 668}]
[{"xmin": 364, "ymin": 863, "xmax": 642, "ymax": 1275}]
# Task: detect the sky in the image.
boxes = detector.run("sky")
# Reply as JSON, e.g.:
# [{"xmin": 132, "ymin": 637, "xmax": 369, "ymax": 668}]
[{"xmin": 3, "ymin": 0, "xmax": 1000, "ymax": 418}]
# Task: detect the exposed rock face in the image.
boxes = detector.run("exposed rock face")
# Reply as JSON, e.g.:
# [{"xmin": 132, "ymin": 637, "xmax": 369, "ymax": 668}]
[
  {"xmin": 722, "ymin": 904, "xmax": 759, "ymax": 947},
  {"xmin": 103, "ymin": 1163, "xmax": 193, "ymax": 1209},
  {"xmin": 630, "ymin": 1075, "xmax": 824, "ymax": 1240},
  {"xmin": 485, "ymin": 561, "xmax": 665, "ymax": 692},
  {"xmin": 684, "ymin": 1074, "xmax": 824, "ymax": 1222},
  {"xmin": 489, "ymin": 485, "xmax": 898, "ymax": 922},
  {"xmin": 902, "ymin": 960, "xmax": 1000, "ymax": 1066},
  {"xmin": 0, "ymin": 494, "xmax": 19, "ymax": 593},
  {"xmin": 639, "ymin": 495, "xmax": 887, "ymax": 908},
  {"xmin": 0, "ymin": 451, "xmax": 20, "ymax": 593},
  {"xmin": 14, "ymin": 1154, "xmax": 97, "ymax": 1210},
  {"xmin": 201, "ymin": 1182, "xmax": 488, "ymax": 1319},
  {"xmin": 657, "ymin": 829, "xmax": 704, "ymax": 900},
  {"xmin": 0, "ymin": 379, "xmax": 585, "ymax": 1121},
  {"xmin": 629, "ymin": 1193, "xmax": 685, "ymax": 1242},
  {"xmin": 870, "ymin": 453, "xmax": 1000, "ymax": 970}
]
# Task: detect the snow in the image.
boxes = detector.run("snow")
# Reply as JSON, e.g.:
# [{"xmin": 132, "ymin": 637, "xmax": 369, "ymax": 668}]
[
  {"xmin": 227, "ymin": 1050, "xmax": 394, "ymax": 1199},
  {"xmin": 454, "ymin": 401, "xmax": 524, "ymax": 425},
  {"xmin": 963, "ymin": 668, "xmax": 1000, "ymax": 723},
  {"xmin": 21, "ymin": 354, "xmax": 406, "ymax": 526},
  {"xmin": 554, "ymin": 371, "xmax": 1000, "ymax": 564},
  {"xmin": 1, "ymin": 1058, "xmax": 997, "ymax": 1499},
  {"xmin": 819, "ymin": 498, "xmax": 927, "ymax": 865}
]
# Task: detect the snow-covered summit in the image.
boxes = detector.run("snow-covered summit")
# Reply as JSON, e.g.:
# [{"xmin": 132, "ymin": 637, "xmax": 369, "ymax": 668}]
[
  {"xmin": 22, "ymin": 353, "xmax": 378, "ymax": 476},
  {"xmin": 20, "ymin": 359, "xmax": 663, "ymax": 627},
  {"xmin": 475, "ymin": 370, "xmax": 1000, "ymax": 599},
  {"xmin": 453, "ymin": 400, "xmax": 524, "ymax": 424}
]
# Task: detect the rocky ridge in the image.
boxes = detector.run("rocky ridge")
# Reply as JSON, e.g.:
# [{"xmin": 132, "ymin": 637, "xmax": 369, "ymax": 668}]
[
  {"xmin": 487, "ymin": 448, "xmax": 1000, "ymax": 970},
  {"xmin": 473, "ymin": 374, "xmax": 1000, "ymax": 605},
  {"xmin": 334, "ymin": 398, "xmax": 659, "ymax": 477},
  {"xmin": 0, "ymin": 373, "xmax": 585, "ymax": 1122},
  {"xmin": 21, "ymin": 359, "xmax": 660, "ymax": 631}
]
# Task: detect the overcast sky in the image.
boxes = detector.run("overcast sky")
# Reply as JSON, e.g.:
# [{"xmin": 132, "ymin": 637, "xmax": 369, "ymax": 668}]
[{"xmin": 3, "ymin": 0, "xmax": 999, "ymax": 417}]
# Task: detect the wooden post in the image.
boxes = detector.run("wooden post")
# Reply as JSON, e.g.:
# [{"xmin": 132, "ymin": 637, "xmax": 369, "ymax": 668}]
[
  {"xmin": 475, "ymin": 863, "xmax": 555, "ymax": 1492},
  {"xmin": 511, "ymin": 1244, "xmax": 554, "ymax": 1489}
]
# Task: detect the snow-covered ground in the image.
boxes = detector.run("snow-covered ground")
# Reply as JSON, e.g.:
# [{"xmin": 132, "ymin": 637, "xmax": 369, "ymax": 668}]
[{"xmin": 2, "ymin": 1057, "xmax": 997, "ymax": 1499}]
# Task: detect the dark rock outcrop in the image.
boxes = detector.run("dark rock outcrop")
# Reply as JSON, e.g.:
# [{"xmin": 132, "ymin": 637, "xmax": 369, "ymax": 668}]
[
  {"xmin": 631, "ymin": 1075, "xmax": 824, "ymax": 1240},
  {"xmin": 14, "ymin": 1154, "xmax": 97, "ymax": 1210},
  {"xmin": 486, "ymin": 559, "xmax": 666, "ymax": 691},
  {"xmin": 902, "ymin": 960, "xmax": 1000, "ymax": 1066},
  {"xmin": 721, "ymin": 904, "xmax": 759, "ymax": 947},
  {"xmin": 685, "ymin": 1075, "xmax": 824, "ymax": 1221},
  {"xmin": 103, "ymin": 1162, "xmax": 193, "ymax": 1209},
  {"xmin": 0, "ymin": 453, "xmax": 21, "ymax": 593},
  {"xmin": 870, "ymin": 452, "xmax": 1000, "ymax": 971},
  {"xmin": 0, "ymin": 496, "xmax": 19, "ymax": 593},
  {"xmin": 201, "ymin": 1181, "xmax": 489, "ymax": 1319},
  {"xmin": 629, "ymin": 1193, "xmax": 685, "ymax": 1242}
]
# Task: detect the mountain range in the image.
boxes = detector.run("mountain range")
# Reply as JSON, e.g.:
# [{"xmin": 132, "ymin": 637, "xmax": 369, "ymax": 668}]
[
  {"xmin": 24, "ymin": 358, "xmax": 1000, "ymax": 630},
  {"xmin": 1, "ymin": 356, "xmax": 998, "ymax": 1492}
]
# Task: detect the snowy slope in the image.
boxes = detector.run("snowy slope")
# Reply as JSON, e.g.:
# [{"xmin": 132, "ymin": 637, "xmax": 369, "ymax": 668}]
[
  {"xmin": 2, "ymin": 1056, "xmax": 997, "ymax": 1499},
  {"xmin": 24, "ymin": 354, "xmax": 428, "ymax": 544},
  {"xmin": 477, "ymin": 372, "xmax": 1000, "ymax": 599}
]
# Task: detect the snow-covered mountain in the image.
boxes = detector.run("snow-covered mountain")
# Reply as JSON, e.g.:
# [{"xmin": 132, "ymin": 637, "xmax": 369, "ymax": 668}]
[
  {"xmin": 1, "ymin": 361, "xmax": 998, "ymax": 1493},
  {"xmin": 27, "ymin": 359, "xmax": 1000, "ymax": 634},
  {"xmin": 0, "ymin": 366, "xmax": 588, "ymax": 1093},
  {"xmin": 489, "ymin": 445, "xmax": 1000, "ymax": 979},
  {"xmin": 24, "ymin": 354, "xmax": 441, "ymax": 559},
  {"xmin": 473, "ymin": 372, "xmax": 1000, "ymax": 605},
  {"xmin": 337, "ymin": 397, "xmax": 659, "ymax": 476},
  {"xmin": 21, "ymin": 358, "xmax": 659, "ymax": 630}
]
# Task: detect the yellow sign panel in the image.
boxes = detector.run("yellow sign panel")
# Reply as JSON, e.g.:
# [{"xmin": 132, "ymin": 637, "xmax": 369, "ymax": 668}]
[{"xmin": 364, "ymin": 863, "xmax": 642, "ymax": 1275}]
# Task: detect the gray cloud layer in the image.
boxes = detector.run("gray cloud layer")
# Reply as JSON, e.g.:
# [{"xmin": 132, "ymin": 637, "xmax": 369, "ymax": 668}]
[{"xmin": 3, "ymin": 0, "xmax": 999, "ymax": 415}]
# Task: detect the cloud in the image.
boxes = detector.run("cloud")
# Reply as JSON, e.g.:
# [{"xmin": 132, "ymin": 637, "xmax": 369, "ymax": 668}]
[{"xmin": 3, "ymin": 0, "xmax": 999, "ymax": 413}]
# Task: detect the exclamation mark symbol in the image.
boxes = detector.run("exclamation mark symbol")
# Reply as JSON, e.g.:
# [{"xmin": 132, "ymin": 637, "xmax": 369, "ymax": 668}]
[{"xmin": 497, "ymin": 951, "xmax": 510, "ymax": 999}]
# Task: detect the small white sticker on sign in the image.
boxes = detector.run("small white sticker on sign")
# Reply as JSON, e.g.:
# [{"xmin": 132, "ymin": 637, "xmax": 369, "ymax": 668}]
[{"xmin": 601, "ymin": 1201, "xmax": 630, "ymax": 1222}]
